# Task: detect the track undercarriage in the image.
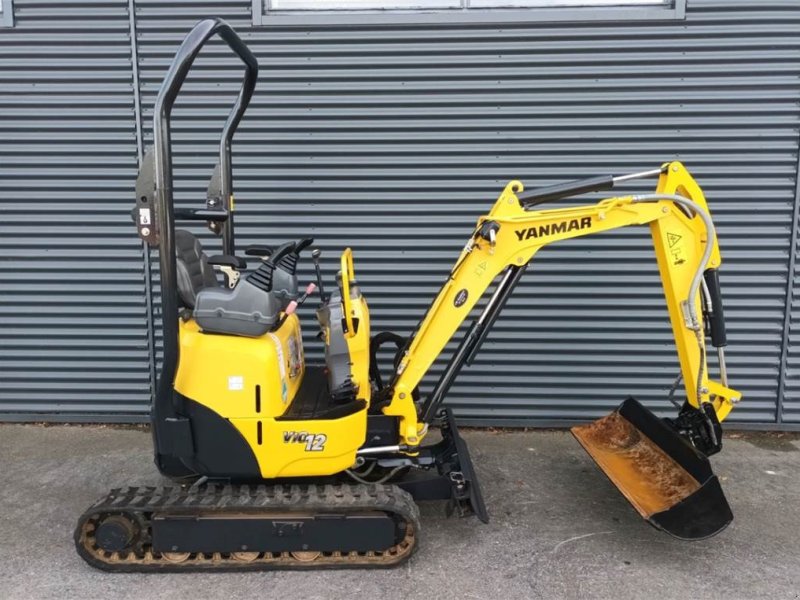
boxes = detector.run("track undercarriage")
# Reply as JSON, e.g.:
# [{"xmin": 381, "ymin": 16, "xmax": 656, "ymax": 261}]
[
  {"xmin": 75, "ymin": 484, "xmax": 419, "ymax": 572},
  {"xmin": 75, "ymin": 410, "xmax": 485, "ymax": 572}
]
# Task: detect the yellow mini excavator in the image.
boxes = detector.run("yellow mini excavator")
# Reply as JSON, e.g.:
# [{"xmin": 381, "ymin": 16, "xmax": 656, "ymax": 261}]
[{"xmin": 75, "ymin": 19, "xmax": 741, "ymax": 571}]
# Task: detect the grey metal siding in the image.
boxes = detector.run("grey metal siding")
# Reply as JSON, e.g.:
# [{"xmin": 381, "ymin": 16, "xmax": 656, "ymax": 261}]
[
  {"xmin": 133, "ymin": 0, "xmax": 799, "ymax": 426},
  {"xmin": 782, "ymin": 162, "xmax": 800, "ymax": 423},
  {"xmin": 1, "ymin": 0, "xmax": 798, "ymax": 426},
  {"xmin": 784, "ymin": 283, "xmax": 800, "ymax": 423},
  {"xmin": 0, "ymin": 0, "xmax": 150, "ymax": 420}
]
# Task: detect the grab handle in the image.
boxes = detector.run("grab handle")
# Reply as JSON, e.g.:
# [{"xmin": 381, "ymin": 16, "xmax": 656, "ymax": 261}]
[{"xmin": 340, "ymin": 248, "xmax": 357, "ymax": 337}]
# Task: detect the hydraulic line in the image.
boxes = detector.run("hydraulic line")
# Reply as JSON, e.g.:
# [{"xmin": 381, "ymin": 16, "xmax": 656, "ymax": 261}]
[
  {"xmin": 630, "ymin": 193, "xmax": 716, "ymax": 408},
  {"xmin": 667, "ymin": 373, "xmax": 683, "ymax": 410},
  {"xmin": 346, "ymin": 464, "xmax": 407, "ymax": 485}
]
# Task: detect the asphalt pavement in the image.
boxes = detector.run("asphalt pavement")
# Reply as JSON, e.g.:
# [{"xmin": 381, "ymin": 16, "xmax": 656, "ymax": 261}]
[{"xmin": 0, "ymin": 423, "xmax": 797, "ymax": 600}]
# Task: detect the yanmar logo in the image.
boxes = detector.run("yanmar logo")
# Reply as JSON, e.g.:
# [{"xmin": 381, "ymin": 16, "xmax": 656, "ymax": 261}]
[{"xmin": 515, "ymin": 216, "xmax": 592, "ymax": 241}]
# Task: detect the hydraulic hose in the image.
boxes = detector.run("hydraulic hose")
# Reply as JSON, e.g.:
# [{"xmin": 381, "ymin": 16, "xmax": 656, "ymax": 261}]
[
  {"xmin": 630, "ymin": 192, "xmax": 715, "ymax": 332},
  {"xmin": 629, "ymin": 193, "xmax": 717, "ymax": 407}
]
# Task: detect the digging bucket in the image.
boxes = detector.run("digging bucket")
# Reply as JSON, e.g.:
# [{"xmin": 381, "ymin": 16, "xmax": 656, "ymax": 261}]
[{"xmin": 571, "ymin": 397, "xmax": 732, "ymax": 540}]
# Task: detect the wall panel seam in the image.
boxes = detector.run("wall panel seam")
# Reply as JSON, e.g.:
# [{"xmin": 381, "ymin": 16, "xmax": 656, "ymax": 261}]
[
  {"xmin": 776, "ymin": 120, "xmax": 800, "ymax": 424},
  {"xmin": 128, "ymin": 0, "xmax": 156, "ymax": 401}
]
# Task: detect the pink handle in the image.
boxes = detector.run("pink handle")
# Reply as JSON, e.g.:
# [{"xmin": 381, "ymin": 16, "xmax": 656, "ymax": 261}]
[
  {"xmin": 284, "ymin": 300, "xmax": 298, "ymax": 315},
  {"xmin": 306, "ymin": 282, "xmax": 317, "ymax": 295}
]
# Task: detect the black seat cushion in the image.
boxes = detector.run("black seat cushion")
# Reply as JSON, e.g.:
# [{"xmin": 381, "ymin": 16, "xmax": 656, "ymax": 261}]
[{"xmin": 175, "ymin": 229, "xmax": 219, "ymax": 309}]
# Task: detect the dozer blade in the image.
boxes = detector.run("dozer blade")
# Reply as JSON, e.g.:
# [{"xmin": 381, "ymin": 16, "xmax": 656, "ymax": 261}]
[
  {"xmin": 571, "ymin": 397, "xmax": 732, "ymax": 540},
  {"xmin": 398, "ymin": 407, "xmax": 489, "ymax": 523}
]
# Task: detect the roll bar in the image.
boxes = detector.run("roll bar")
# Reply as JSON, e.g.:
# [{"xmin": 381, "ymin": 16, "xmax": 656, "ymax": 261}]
[
  {"xmin": 154, "ymin": 17, "xmax": 258, "ymax": 259},
  {"xmin": 150, "ymin": 19, "xmax": 258, "ymax": 448}
]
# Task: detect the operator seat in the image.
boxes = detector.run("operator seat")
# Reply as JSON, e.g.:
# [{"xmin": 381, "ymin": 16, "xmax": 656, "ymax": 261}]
[
  {"xmin": 175, "ymin": 229, "xmax": 219, "ymax": 309},
  {"xmin": 173, "ymin": 230, "xmax": 289, "ymax": 338}
]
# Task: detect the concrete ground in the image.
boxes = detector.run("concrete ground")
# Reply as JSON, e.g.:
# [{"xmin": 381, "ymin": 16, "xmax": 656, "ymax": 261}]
[{"xmin": 0, "ymin": 424, "xmax": 798, "ymax": 600}]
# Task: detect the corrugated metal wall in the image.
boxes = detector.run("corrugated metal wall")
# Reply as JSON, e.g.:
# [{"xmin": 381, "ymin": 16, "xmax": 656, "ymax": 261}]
[
  {"xmin": 0, "ymin": 0, "xmax": 151, "ymax": 421},
  {"xmin": 782, "ymin": 164, "xmax": 800, "ymax": 423},
  {"xmin": 2, "ymin": 0, "xmax": 799, "ymax": 426}
]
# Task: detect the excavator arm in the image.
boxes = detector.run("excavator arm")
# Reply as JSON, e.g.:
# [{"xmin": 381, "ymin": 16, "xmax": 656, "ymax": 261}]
[
  {"xmin": 374, "ymin": 161, "xmax": 740, "ymax": 539},
  {"xmin": 384, "ymin": 161, "xmax": 740, "ymax": 446}
]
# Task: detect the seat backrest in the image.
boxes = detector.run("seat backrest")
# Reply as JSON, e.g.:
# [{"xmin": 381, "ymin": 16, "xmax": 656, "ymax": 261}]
[{"xmin": 175, "ymin": 229, "xmax": 218, "ymax": 308}]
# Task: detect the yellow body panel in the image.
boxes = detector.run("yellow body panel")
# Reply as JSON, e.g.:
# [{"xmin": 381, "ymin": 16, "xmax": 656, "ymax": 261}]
[
  {"xmin": 340, "ymin": 248, "xmax": 372, "ymax": 404},
  {"xmin": 175, "ymin": 316, "xmax": 304, "ymax": 419},
  {"xmin": 175, "ymin": 313, "xmax": 366, "ymax": 479},
  {"xmin": 231, "ymin": 411, "xmax": 366, "ymax": 478},
  {"xmin": 348, "ymin": 295, "xmax": 371, "ymax": 403}
]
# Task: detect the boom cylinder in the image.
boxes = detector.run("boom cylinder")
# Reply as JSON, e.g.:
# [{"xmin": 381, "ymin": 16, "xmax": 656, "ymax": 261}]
[{"xmin": 420, "ymin": 265, "xmax": 526, "ymax": 422}]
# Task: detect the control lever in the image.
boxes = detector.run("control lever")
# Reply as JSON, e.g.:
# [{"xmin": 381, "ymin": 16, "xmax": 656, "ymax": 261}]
[
  {"xmin": 245, "ymin": 242, "xmax": 295, "ymax": 294},
  {"xmin": 266, "ymin": 242, "xmax": 295, "ymax": 267},
  {"xmin": 275, "ymin": 283, "xmax": 317, "ymax": 330},
  {"xmin": 286, "ymin": 282, "xmax": 317, "ymax": 315},
  {"xmin": 311, "ymin": 248, "xmax": 327, "ymax": 303},
  {"xmin": 245, "ymin": 244, "xmax": 273, "ymax": 259},
  {"xmin": 295, "ymin": 237, "xmax": 314, "ymax": 254}
]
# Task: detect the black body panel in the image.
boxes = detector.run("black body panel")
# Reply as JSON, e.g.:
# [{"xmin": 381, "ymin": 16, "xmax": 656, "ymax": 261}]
[
  {"xmin": 179, "ymin": 393, "xmax": 261, "ymax": 479},
  {"xmin": 364, "ymin": 415, "xmax": 400, "ymax": 448}
]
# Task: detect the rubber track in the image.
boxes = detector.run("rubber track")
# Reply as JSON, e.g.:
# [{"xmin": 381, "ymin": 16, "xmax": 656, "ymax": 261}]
[{"xmin": 75, "ymin": 483, "xmax": 420, "ymax": 572}]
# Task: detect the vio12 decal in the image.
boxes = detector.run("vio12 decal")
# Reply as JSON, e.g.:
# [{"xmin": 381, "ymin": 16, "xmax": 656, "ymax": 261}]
[{"xmin": 283, "ymin": 431, "xmax": 327, "ymax": 452}]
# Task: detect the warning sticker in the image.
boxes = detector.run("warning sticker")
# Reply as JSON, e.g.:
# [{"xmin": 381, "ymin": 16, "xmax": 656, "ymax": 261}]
[
  {"xmin": 269, "ymin": 333, "xmax": 288, "ymax": 403},
  {"xmin": 667, "ymin": 232, "xmax": 682, "ymax": 248},
  {"xmin": 269, "ymin": 333, "xmax": 287, "ymax": 379},
  {"xmin": 288, "ymin": 333, "xmax": 302, "ymax": 379}
]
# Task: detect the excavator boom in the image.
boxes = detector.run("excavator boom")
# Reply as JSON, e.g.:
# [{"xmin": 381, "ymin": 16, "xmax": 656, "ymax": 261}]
[{"xmin": 382, "ymin": 161, "xmax": 740, "ymax": 538}]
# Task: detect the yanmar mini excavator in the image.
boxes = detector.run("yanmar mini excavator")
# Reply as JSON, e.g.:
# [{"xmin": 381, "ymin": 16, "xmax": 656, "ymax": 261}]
[{"xmin": 75, "ymin": 19, "xmax": 742, "ymax": 571}]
